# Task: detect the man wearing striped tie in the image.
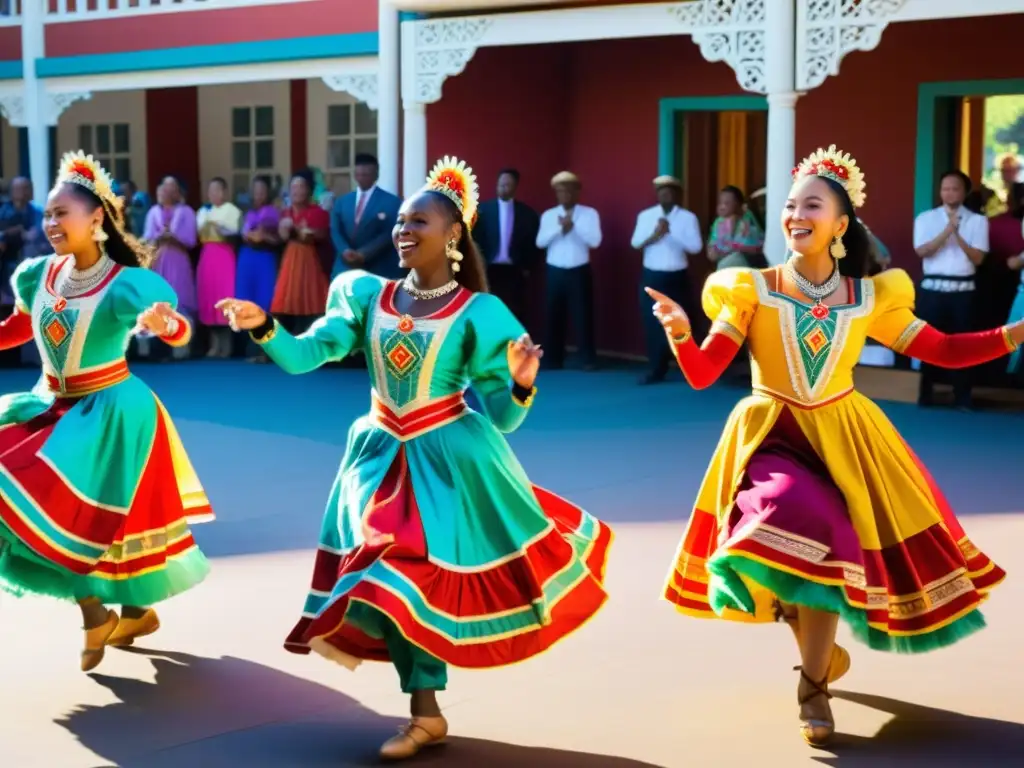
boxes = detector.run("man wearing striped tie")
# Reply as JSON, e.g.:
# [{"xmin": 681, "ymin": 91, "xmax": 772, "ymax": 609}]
[{"xmin": 330, "ymin": 153, "xmax": 403, "ymax": 279}]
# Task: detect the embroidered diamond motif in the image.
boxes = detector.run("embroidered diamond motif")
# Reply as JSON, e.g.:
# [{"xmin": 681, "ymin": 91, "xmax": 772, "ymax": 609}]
[
  {"xmin": 802, "ymin": 327, "xmax": 829, "ymax": 358},
  {"xmin": 388, "ymin": 341, "xmax": 415, "ymax": 371},
  {"xmin": 382, "ymin": 332, "xmax": 424, "ymax": 381},
  {"xmin": 45, "ymin": 318, "xmax": 69, "ymax": 347}
]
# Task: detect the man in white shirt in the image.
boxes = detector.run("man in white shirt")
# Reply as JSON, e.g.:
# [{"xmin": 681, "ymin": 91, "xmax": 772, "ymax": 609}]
[
  {"xmin": 631, "ymin": 175, "xmax": 703, "ymax": 384},
  {"xmin": 536, "ymin": 171, "xmax": 602, "ymax": 370},
  {"xmin": 912, "ymin": 169, "xmax": 989, "ymax": 409}
]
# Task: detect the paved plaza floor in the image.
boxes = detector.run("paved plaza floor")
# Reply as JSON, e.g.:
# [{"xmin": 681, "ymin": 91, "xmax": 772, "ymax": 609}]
[{"xmin": 1, "ymin": 362, "xmax": 1021, "ymax": 767}]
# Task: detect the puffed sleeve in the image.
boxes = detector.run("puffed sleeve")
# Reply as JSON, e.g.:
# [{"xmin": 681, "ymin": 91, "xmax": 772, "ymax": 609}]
[
  {"xmin": 111, "ymin": 267, "xmax": 178, "ymax": 323},
  {"xmin": 701, "ymin": 267, "xmax": 760, "ymax": 345},
  {"xmin": 111, "ymin": 267, "xmax": 192, "ymax": 346},
  {"xmin": 868, "ymin": 268, "xmax": 1015, "ymax": 366},
  {"xmin": 866, "ymin": 269, "xmax": 921, "ymax": 350},
  {"xmin": 257, "ymin": 269, "xmax": 384, "ymax": 374},
  {"xmin": 12, "ymin": 256, "xmax": 50, "ymax": 313},
  {"xmin": 464, "ymin": 293, "xmax": 534, "ymax": 433}
]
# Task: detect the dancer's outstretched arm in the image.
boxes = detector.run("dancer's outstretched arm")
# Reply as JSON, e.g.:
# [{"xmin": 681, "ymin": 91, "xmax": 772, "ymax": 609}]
[
  {"xmin": 869, "ymin": 269, "xmax": 1022, "ymax": 368},
  {"xmin": 0, "ymin": 310, "xmax": 32, "ymax": 350},
  {"xmin": 647, "ymin": 286, "xmax": 742, "ymax": 390},
  {"xmin": 218, "ymin": 271, "xmax": 378, "ymax": 374}
]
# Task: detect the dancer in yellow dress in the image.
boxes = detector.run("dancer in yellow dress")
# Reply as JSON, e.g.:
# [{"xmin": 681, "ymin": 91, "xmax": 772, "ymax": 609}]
[{"xmin": 648, "ymin": 146, "xmax": 1021, "ymax": 748}]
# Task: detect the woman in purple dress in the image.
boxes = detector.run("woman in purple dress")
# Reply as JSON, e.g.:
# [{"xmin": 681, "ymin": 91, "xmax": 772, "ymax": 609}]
[
  {"xmin": 143, "ymin": 176, "xmax": 198, "ymax": 359},
  {"xmin": 235, "ymin": 175, "xmax": 280, "ymax": 362}
]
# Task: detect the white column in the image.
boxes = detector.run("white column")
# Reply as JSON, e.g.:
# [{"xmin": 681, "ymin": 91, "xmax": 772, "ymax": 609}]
[
  {"xmin": 402, "ymin": 102, "xmax": 427, "ymax": 197},
  {"xmin": 376, "ymin": 0, "xmax": 400, "ymax": 194},
  {"xmin": 20, "ymin": 0, "xmax": 48, "ymax": 205},
  {"xmin": 762, "ymin": 0, "xmax": 799, "ymax": 266}
]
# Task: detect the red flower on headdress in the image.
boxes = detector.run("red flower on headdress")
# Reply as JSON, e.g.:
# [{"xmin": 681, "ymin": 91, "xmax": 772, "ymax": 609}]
[
  {"xmin": 69, "ymin": 161, "xmax": 96, "ymax": 182},
  {"xmin": 434, "ymin": 169, "xmax": 464, "ymax": 196}
]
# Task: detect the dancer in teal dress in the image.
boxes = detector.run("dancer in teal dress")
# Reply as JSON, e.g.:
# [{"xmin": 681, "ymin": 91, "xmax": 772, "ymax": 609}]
[
  {"xmin": 0, "ymin": 152, "xmax": 213, "ymax": 672},
  {"xmin": 218, "ymin": 157, "xmax": 612, "ymax": 761}
]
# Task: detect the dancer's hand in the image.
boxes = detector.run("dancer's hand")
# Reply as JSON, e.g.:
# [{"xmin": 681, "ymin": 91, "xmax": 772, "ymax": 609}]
[
  {"xmin": 508, "ymin": 333, "xmax": 543, "ymax": 389},
  {"xmin": 645, "ymin": 287, "xmax": 691, "ymax": 338},
  {"xmin": 216, "ymin": 298, "xmax": 267, "ymax": 331},
  {"xmin": 135, "ymin": 302, "xmax": 178, "ymax": 336}
]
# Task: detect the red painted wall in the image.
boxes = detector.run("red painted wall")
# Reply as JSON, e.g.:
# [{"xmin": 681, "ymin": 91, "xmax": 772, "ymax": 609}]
[
  {"xmin": 795, "ymin": 15, "xmax": 1024, "ymax": 277},
  {"xmin": 145, "ymin": 87, "xmax": 201, "ymax": 207},
  {"xmin": 428, "ymin": 37, "xmax": 743, "ymax": 355},
  {"xmin": 45, "ymin": 0, "xmax": 376, "ymax": 57},
  {"xmin": 0, "ymin": 28, "xmax": 19, "ymax": 62}
]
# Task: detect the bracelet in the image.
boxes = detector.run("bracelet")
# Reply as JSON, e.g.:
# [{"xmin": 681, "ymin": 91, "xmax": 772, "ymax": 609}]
[
  {"xmin": 1003, "ymin": 325, "xmax": 1019, "ymax": 352},
  {"xmin": 249, "ymin": 314, "xmax": 277, "ymax": 344},
  {"xmin": 511, "ymin": 382, "xmax": 536, "ymax": 407},
  {"xmin": 671, "ymin": 329, "xmax": 692, "ymax": 345}
]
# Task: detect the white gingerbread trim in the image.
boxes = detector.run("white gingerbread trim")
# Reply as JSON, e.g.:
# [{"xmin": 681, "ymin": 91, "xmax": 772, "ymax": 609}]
[
  {"xmin": 796, "ymin": 0, "xmax": 907, "ymax": 92},
  {"xmin": 322, "ymin": 73, "xmax": 381, "ymax": 110},
  {"xmin": 0, "ymin": 90, "xmax": 90, "ymax": 127},
  {"xmin": 0, "ymin": 93, "xmax": 24, "ymax": 126},
  {"xmin": 46, "ymin": 91, "xmax": 91, "ymax": 126},
  {"xmin": 401, "ymin": 1, "xmax": 771, "ymax": 106}
]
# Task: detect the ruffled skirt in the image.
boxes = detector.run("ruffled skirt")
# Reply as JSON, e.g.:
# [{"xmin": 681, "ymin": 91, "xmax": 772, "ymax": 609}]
[
  {"xmin": 0, "ymin": 379, "xmax": 212, "ymax": 605},
  {"xmin": 663, "ymin": 390, "xmax": 1004, "ymax": 653}
]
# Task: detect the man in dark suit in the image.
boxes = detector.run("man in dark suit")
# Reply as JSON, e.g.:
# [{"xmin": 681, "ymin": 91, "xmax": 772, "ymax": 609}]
[
  {"xmin": 330, "ymin": 153, "xmax": 403, "ymax": 279},
  {"xmin": 473, "ymin": 168, "xmax": 540, "ymax": 322}
]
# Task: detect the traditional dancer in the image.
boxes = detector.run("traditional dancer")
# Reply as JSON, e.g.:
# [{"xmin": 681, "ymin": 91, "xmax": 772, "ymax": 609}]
[
  {"xmin": 0, "ymin": 152, "xmax": 213, "ymax": 671},
  {"xmin": 651, "ymin": 146, "xmax": 1019, "ymax": 747},
  {"xmin": 218, "ymin": 157, "xmax": 612, "ymax": 761}
]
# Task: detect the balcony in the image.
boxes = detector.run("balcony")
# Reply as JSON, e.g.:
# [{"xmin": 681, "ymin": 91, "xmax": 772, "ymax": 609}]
[{"xmin": 0, "ymin": 0, "xmax": 315, "ymax": 25}]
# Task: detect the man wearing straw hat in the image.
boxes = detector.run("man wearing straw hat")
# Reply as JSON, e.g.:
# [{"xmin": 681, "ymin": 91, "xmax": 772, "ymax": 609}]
[
  {"xmin": 630, "ymin": 175, "xmax": 702, "ymax": 384},
  {"xmin": 537, "ymin": 170, "xmax": 602, "ymax": 370}
]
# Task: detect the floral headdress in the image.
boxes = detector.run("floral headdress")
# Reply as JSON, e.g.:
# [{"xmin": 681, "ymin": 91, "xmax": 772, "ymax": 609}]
[
  {"xmin": 424, "ymin": 156, "xmax": 479, "ymax": 231},
  {"xmin": 56, "ymin": 150, "xmax": 154, "ymax": 267},
  {"xmin": 792, "ymin": 145, "xmax": 866, "ymax": 209},
  {"xmin": 58, "ymin": 151, "xmax": 116, "ymax": 204}
]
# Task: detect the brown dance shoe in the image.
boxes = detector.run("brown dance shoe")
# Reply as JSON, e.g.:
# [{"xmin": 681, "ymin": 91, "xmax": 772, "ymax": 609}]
[
  {"xmin": 81, "ymin": 610, "xmax": 119, "ymax": 672},
  {"xmin": 107, "ymin": 608, "xmax": 161, "ymax": 648},
  {"xmin": 379, "ymin": 716, "xmax": 448, "ymax": 761}
]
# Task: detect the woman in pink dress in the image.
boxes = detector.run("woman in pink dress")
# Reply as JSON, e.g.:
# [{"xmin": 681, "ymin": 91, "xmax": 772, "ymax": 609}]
[
  {"xmin": 196, "ymin": 177, "xmax": 242, "ymax": 358},
  {"xmin": 143, "ymin": 176, "xmax": 198, "ymax": 359}
]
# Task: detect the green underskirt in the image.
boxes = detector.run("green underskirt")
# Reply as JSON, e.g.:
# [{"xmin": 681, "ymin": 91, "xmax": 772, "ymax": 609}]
[
  {"xmin": 0, "ymin": 522, "xmax": 209, "ymax": 606},
  {"xmin": 707, "ymin": 552, "xmax": 986, "ymax": 654}
]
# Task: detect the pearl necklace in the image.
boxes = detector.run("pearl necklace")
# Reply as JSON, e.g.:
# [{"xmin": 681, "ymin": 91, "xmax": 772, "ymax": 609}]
[
  {"xmin": 785, "ymin": 258, "xmax": 841, "ymax": 320},
  {"xmin": 401, "ymin": 275, "xmax": 460, "ymax": 301}
]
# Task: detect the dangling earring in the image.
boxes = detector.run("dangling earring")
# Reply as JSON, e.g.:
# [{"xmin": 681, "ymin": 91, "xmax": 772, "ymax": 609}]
[
  {"xmin": 446, "ymin": 238, "xmax": 463, "ymax": 273},
  {"xmin": 92, "ymin": 222, "xmax": 109, "ymax": 243},
  {"xmin": 830, "ymin": 235, "xmax": 846, "ymax": 260}
]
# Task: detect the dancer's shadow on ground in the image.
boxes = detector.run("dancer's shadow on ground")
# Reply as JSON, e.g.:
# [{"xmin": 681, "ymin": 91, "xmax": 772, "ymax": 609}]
[
  {"xmin": 812, "ymin": 689, "xmax": 1024, "ymax": 766},
  {"xmin": 58, "ymin": 648, "xmax": 663, "ymax": 767}
]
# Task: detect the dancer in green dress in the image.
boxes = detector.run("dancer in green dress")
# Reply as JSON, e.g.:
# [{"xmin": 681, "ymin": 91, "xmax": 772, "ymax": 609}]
[
  {"xmin": 0, "ymin": 152, "xmax": 212, "ymax": 672},
  {"xmin": 218, "ymin": 157, "xmax": 612, "ymax": 761}
]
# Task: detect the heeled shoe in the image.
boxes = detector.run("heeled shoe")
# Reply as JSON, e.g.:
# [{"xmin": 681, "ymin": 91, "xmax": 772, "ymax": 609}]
[
  {"xmin": 81, "ymin": 610, "xmax": 119, "ymax": 672},
  {"xmin": 107, "ymin": 608, "xmax": 160, "ymax": 648},
  {"xmin": 379, "ymin": 715, "xmax": 448, "ymax": 761},
  {"xmin": 796, "ymin": 666, "xmax": 834, "ymax": 748},
  {"xmin": 775, "ymin": 601, "xmax": 851, "ymax": 684}
]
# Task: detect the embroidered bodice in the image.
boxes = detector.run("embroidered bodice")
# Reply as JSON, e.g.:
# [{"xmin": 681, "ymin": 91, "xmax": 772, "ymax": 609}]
[
  {"xmin": 704, "ymin": 267, "xmax": 920, "ymax": 406},
  {"xmin": 13, "ymin": 255, "xmax": 179, "ymax": 388},
  {"xmin": 260, "ymin": 270, "xmax": 531, "ymax": 434}
]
